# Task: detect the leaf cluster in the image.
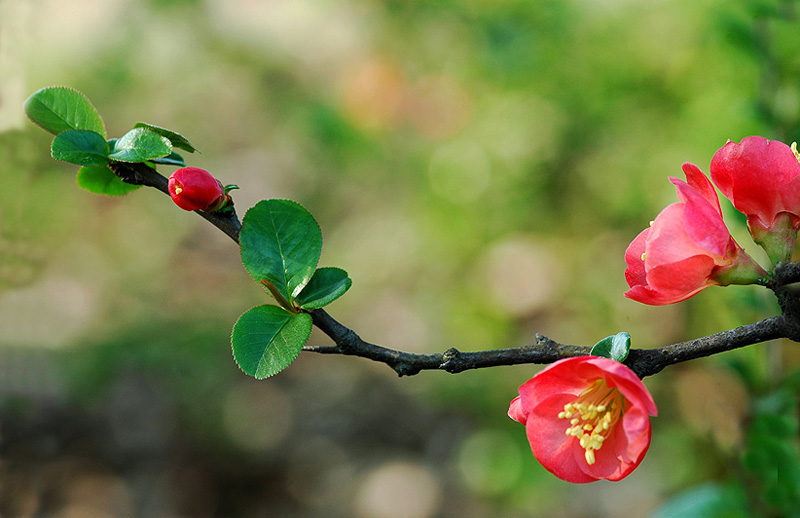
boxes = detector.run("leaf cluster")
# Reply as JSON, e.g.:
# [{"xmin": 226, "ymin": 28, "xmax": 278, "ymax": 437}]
[
  {"xmin": 24, "ymin": 87, "xmax": 196, "ymax": 196},
  {"xmin": 234, "ymin": 199, "xmax": 352, "ymax": 378}
]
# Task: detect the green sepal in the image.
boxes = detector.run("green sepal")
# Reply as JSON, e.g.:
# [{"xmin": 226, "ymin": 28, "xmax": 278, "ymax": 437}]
[
  {"xmin": 590, "ymin": 332, "xmax": 630, "ymax": 362},
  {"xmin": 239, "ymin": 199, "xmax": 323, "ymax": 306},
  {"xmin": 77, "ymin": 165, "xmax": 141, "ymax": 196},
  {"xmin": 231, "ymin": 304, "xmax": 313, "ymax": 379},
  {"xmin": 24, "ymin": 86, "xmax": 106, "ymax": 137},
  {"xmin": 295, "ymin": 267, "xmax": 352, "ymax": 310},
  {"xmin": 134, "ymin": 122, "xmax": 198, "ymax": 153},
  {"xmin": 51, "ymin": 130, "xmax": 109, "ymax": 166},
  {"xmin": 108, "ymin": 127, "xmax": 172, "ymax": 163}
]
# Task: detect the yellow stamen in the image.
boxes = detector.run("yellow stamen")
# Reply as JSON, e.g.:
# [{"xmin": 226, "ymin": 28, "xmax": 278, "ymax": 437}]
[
  {"xmin": 558, "ymin": 378, "xmax": 625, "ymax": 466},
  {"xmin": 792, "ymin": 142, "xmax": 800, "ymax": 163},
  {"xmin": 585, "ymin": 449, "xmax": 595, "ymax": 465},
  {"xmin": 174, "ymin": 185, "xmax": 183, "ymax": 195}
]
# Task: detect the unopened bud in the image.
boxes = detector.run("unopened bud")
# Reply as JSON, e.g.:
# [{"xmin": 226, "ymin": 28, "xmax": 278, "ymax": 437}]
[{"xmin": 168, "ymin": 167, "xmax": 228, "ymax": 212}]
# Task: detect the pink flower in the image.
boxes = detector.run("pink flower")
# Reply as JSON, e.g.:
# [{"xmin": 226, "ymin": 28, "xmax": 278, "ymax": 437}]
[
  {"xmin": 168, "ymin": 167, "xmax": 228, "ymax": 212},
  {"xmin": 710, "ymin": 136, "xmax": 800, "ymax": 263},
  {"xmin": 624, "ymin": 163, "xmax": 766, "ymax": 305},
  {"xmin": 508, "ymin": 356, "xmax": 657, "ymax": 483}
]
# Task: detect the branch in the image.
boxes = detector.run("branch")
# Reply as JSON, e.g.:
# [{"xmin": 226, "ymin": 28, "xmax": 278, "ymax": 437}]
[
  {"xmin": 117, "ymin": 163, "xmax": 800, "ymax": 378},
  {"xmin": 308, "ymin": 309, "xmax": 791, "ymax": 378}
]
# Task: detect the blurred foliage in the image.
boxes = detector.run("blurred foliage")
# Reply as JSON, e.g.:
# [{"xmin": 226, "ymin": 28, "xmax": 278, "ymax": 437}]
[{"xmin": 1, "ymin": 0, "xmax": 800, "ymax": 516}]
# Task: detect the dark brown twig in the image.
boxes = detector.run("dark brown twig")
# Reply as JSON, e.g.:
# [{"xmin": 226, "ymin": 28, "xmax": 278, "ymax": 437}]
[{"xmin": 117, "ymin": 162, "xmax": 798, "ymax": 378}]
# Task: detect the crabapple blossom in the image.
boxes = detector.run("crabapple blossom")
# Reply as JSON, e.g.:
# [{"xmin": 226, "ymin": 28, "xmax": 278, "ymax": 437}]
[
  {"xmin": 508, "ymin": 356, "xmax": 657, "ymax": 483},
  {"xmin": 624, "ymin": 163, "xmax": 767, "ymax": 305}
]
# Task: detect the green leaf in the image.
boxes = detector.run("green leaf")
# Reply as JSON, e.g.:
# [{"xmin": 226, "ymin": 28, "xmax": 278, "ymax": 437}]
[
  {"xmin": 77, "ymin": 165, "xmax": 141, "ymax": 196},
  {"xmin": 24, "ymin": 86, "xmax": 106, "ymax": 137},
  {"xmin": 149, "ymin": 150, "xmax": 186, "ymax": 167},
  {"xmin": 296, "ymin": 267, "xmax": 352, "ymax": 310},
  {"xmin": 240, "ymin": 199, "xmax": 323, "ymax": 305},
  {"xmin": 108, "ymin": 128, "xmax": 172, "ymax": 163},
  {"xmin": 134, "ymin": 122, "xmax": 198, "ymax": 153},
  {"xmin": 231, "ymin": 305, "xmax": 312, "ymax": 379},
  {"xmin": 51, "ymin": 130, "xmax": 109, "ymax": 166},
  {"xmin": 590, "ymin": 332, "xmax": 630, "ymax": 362},
  {"xmin": 649, "ymin": 483, "xmax": 749, "ymax": 518}
]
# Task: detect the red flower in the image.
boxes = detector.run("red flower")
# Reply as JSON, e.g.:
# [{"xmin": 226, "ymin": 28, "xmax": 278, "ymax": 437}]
[
  {"xmin": 168, "ymin": 167, "xmax": 227, "ymax": 212},
  {"xmin": 624, "ymin": 163, "xmax": 766, "ymax": 305},
  {"xmin": 508, "ymin": 356, "xmax": 657, "ymax": 483},
  {"xmin": 710, "ymin": 136, "xmax": 800, "ymax": 264}
]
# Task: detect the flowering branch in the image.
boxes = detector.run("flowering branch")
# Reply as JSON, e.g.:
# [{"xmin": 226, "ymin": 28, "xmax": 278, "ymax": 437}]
[{"xmin": 116, "ymin": 161, "xmax": 798, "ymax": 379}]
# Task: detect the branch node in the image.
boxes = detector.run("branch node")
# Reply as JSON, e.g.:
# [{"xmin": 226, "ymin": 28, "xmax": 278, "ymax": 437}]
[
  {"xmin": 440, "ymin": 347, "xmax": 463, "ymax": 373},
  {"xmin": 535, "ymin": 333, "xmax": 559, "ymax": 351}
]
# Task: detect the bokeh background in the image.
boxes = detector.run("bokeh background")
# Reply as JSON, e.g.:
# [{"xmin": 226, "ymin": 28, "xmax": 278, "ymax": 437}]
[{"xmin": 1, "ymin": 0, "xmax": 799, "ymax": 516}]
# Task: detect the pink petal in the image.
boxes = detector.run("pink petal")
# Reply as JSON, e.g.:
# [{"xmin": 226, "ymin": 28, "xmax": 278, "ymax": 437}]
[
  {"xmin": 508, "ymin": 396, "xmax": 527, "ymax": 424},
  {"xmin": 644, "ymin": 204, "xmax": 698, "ymax": 265},
  {"xmin": 523, "ymin": 359, "xmax": 592, "ymax": 400},
  {"xmin": 646, "ymin": 204, "xmax": 718, "ymax": 266},
  {"xmin": 605, "ymin": 374, "xmax": 658, "ymax": 417},
  {"xmin": 645, "ymin": 255, "xmax": 717, "ymax": 295},
  {"xmin": 579, "ymin": 423, "xmax": 635, "ymax": 481},
  {"xmin": 710, "ymin": 136, "xmax": 800, "ymax": 225},
  {"xmin": 623, "ymin": 285, "xmax": 679, "ymax": 305},
  {"xmin": 606, "ymin": 413, "xmax": 650, "ymax": 480},
  {"xmin": 527, "ymin": 393, "xmax": 599, "ymax": 483},
  {"xmin": 671, "ymin": 178, "xmax": 730, "ymax": 256},
  {"xmin": 681, "ymin": 162, "xmax": 721, "ymax": 215},
  {"xmin": 624, "ymin": 228, "xmax": 649, "ymax": 288}
]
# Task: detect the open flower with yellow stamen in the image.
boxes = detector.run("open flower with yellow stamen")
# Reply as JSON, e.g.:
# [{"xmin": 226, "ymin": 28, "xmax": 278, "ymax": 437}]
[{"xmin": 508, "ymin": 356, "xmax": 657, "ymax": 483}]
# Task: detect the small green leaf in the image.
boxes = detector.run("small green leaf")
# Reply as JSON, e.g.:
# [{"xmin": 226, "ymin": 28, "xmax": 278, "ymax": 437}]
[
  {"xmin": 51, "ymin": 130, "xmax": 109, "ymax": 166},
  {"xmin": 240, "ymin": 199, "xmax": 323, "ymax": 305},
  {"xmin": 134, "ymin": 122, "xmax": 198, "ymax": 153},
  {"xmin": 231, "ymin": 304, "xmax": 313, "ymax": 379},
  {"xmin": 77, "ymin": 165, "xmax": 141, "ymax": 196},
  {"xmin": 108, "ymin": 127, "xmax": 172, "ymax": 163},
  {"xmin": 24, "ymin": 86, "xmax": 106, "ymax": 137},
  {"xmin": 296, "ymin": 267, "xmax": 352, "ymax": 310},
  {"xmin": 590, "ymin": 332, "xmax": 630, "ymax": 362},
  {"xmin": 149, "ymin": 150, "xmax": 186, "ymax": 167}
]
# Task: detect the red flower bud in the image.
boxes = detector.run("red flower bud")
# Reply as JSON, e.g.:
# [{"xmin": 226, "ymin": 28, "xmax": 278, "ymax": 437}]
[
  {"xmin": 168, "ymin": 167, "xmax": 227, "ymax": 212},
  {"xmin": 710, "ymin": 136, "xmax": 800, "ymax": 264}
]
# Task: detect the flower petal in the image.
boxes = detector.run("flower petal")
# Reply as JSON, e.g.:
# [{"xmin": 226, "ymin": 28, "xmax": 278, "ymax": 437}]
[
  {"xmin": 624, "ymin": 228, "xmax": 649, "ymax": 288},
  {"xmin": 710, "ymin": 136, "xmax": 800, "ymax": 226},
  {"xmin": 671, "ymin": 177, "xmax": 729, "ymax": 256},
  {"xmin": 527, "ymin": 393, "xmax": 599, "ymax": 484},
  {"xmin": 646, "ymin": 255, "xmax": 717, "ymax": 295},
  {"xmin": 681, "ymin": 162, "xmax": 721, "ymax": 215},
  {"xmin": 508, "ymin": 396, "xmax": 527, "ymax": 424}
]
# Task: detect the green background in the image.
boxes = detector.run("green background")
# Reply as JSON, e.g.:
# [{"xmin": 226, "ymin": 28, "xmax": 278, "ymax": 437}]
[{"xmin": 1, "ymin": 0, "xmax": 799, "ymax": 516}]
